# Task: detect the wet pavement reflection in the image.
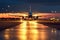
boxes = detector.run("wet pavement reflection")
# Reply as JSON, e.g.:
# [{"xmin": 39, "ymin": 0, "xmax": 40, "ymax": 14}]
[{"xmin": 0, "ymin": 20, "xmax": 60, "ymax": 40}]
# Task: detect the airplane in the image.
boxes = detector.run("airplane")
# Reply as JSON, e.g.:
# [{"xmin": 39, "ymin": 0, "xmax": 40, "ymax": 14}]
[
  {"xmin": 24, "ymin": 5, "xmax": 38, "ymax": 20},
  {"xmin": 23, "ymin": 5, "xmax": 33, "ymax": 20},
  {"xmin": 27, "ymin": 5, "xmax": 36, "ymax": 20}
]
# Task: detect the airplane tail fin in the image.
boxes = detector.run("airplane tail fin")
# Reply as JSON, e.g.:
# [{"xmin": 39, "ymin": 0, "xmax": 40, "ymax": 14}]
[{"xmin": 29, "ymin": 5, "xmax": 31, "ymax": 12}]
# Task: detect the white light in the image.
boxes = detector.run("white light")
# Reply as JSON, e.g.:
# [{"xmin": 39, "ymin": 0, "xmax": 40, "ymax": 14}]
[{"xmin": 8, "ymin": 5, "xmax": 10, "ymax": 8}]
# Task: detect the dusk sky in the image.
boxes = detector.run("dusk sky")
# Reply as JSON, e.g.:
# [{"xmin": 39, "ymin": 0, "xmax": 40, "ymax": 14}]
[{"xmin": 0, "ymin": 0, "xmax": 60, "ymax": 12}]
